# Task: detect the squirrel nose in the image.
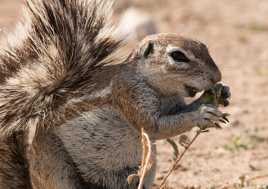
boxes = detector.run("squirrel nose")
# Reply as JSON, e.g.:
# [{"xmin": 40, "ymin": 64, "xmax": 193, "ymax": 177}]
[{"xmin": 210, "ymin": 69, "xmax": 222, "ymax": 83}]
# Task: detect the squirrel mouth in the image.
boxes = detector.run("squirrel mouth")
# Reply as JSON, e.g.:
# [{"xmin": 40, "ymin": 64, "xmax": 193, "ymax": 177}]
[{"xmin": 184, "ymin": 85, "xmax": 199, "ymax": 97}]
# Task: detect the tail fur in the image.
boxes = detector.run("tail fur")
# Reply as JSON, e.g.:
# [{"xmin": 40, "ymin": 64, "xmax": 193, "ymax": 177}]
[{"xmin": 0, "ymin": 0, "xmax": 122, "ymax": 136}]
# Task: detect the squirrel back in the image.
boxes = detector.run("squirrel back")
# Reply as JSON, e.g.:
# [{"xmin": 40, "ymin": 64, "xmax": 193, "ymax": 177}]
[{"xmin": 0, "ymin": 0, "xmax": 122, "ymax": 137}]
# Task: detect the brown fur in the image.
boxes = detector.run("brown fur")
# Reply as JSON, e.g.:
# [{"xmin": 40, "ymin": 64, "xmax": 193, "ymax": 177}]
[
  {"xmin": 0, "ymin": 0, "xmax": 228, "ymax": 188},
  {"xmin": 0, "ymin": 0, "xmax": 122, "ymax": 136},
  {"xmin": 0, "ymin": 132, "xmax": 31, "ymax": 189}
]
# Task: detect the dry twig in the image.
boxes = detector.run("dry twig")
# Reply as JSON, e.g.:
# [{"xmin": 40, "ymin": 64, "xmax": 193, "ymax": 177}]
[
  {"xmin": 248, "ymin": 174, "xmax": 268, "ymax": 181},
  {"xmin": 166, "ymin": 138, "xmax": 180, "ymax": 161},
  {"xmin": 137, "ymin": 128, "xmax": 152, "ymax": 189},
  {"xmin": 159, "ymin": 129, "xmax": 206, "ymax": 189}
]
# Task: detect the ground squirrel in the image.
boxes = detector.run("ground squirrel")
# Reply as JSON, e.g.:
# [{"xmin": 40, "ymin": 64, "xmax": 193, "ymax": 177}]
[{"xmin": 0, "ymin": 0, "xmax": 230, "ymax": 189}]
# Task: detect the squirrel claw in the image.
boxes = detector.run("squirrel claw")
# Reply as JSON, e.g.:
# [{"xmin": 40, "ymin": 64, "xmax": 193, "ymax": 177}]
[
  {"xmin": 214, "ymin": 123, "xmax": 223, "ymax": 129},
  {"xmin": 222, "ymin": 116, "xmax": 230, "ymax": 123},
  {"xmin": 219, "ymin": 119, "xmax": 227, "ymax": 124}
]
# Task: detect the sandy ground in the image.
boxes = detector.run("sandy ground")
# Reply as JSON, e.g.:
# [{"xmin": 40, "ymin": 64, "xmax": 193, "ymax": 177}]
[{"xmin": 0, "ymin": 0, "xmax": 268, "ymax": 188}]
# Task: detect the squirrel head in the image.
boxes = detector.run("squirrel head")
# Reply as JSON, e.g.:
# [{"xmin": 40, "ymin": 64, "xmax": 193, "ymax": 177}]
[{"xmin": 133, "ymin": 33, "xmax": 222, "ymax": 97}]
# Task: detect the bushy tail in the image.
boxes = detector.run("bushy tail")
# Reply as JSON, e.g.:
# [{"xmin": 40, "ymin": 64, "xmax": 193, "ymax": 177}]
[{"xmin": 0, "ymin": 0, "xmax": 122, "ymax": 136}]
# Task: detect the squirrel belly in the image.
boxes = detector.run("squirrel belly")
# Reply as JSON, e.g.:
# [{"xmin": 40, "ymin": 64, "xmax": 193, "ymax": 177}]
[{"xmin": 53, "ymin": 107, "xmax": 156, "ymax": 189}]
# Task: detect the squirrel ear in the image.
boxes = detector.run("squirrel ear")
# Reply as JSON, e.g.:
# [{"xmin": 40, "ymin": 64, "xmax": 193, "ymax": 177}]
[{"xmin": 142, "ymin": 41, "xmax": 154, "ymax": 58}]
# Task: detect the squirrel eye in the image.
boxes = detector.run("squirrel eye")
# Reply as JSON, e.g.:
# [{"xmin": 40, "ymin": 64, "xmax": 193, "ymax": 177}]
[{"xmin": 169, "ymin": 50, "xmax": 190, "ymax": 63}]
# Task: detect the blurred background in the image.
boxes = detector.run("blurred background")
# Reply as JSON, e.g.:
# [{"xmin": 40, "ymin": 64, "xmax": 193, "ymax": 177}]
[{"xmin": 1, "ymin": 0, "xmax": 268, "ymax": 188}]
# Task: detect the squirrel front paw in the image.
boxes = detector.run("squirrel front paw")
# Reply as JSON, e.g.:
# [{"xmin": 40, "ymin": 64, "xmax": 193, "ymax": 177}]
[
  {"xmin": 193, "ymin": 104, "xmax": 229, "ymax": 130},
  {"xmin": 201, "ymin": 83, "xmax": 231, "ymax": 107}
]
